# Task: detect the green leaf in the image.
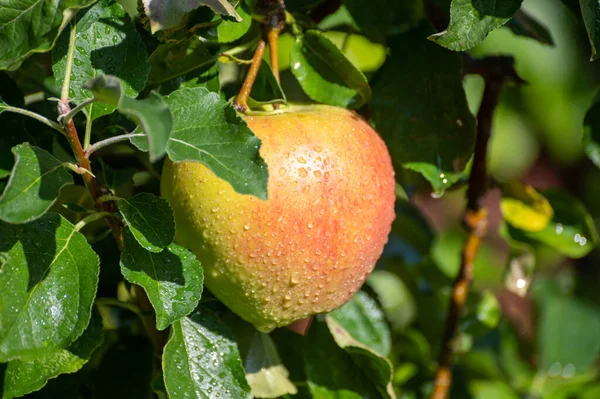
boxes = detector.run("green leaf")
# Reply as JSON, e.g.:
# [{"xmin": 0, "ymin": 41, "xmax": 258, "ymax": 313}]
[
  {"xmin": 117, "ymin": 193, "xmax": 175, "ymax": 252},
  {"xmin": 304, "ymin": 319, "xmax": 387, "ymax": 399},
  {"xmin": 0, "ymin": 212, "xmax": 99, "ymax": 361},
  {"xmin": 84, "ymin": 75, "xmax": 172, "ymax": 162},
  {"xmin": 506, "ymin": 189, "xmax": 598, "ymax": 258},
  {"xmin": 148, "ymin": 37, "xmax": 218, "ymax": 88},
  {"xmin": 0, "ymin": 0, "xmax": 95, "ymax": 69},
  {"xmin": 101, "ymin": 161, "xmax": 136, "ymax": 191},
  {"xmin": 329, "ymin": 291, "xmax": 391, "ymax": 357},
  {"xmin": 245, "ymin": 332, "xmax": 298, "ymax": 398},
  {"xmin": 141, "ymin": 0, "xmax": 241, "ymax": 34},
  {"xmin": 52, "ymin": 0, "xmax": 150, "ymax": 121},
  {"xmin": 505, "ymin": 9, "xmax": 554, "ymax": 45},
  {"xmin": 583, "ymin": 91, "xmax": 600, "ymax": 168},
  {"xmin": 430, "ymin": 0, "xmax": 523, "ymax": 51},
  {"xmin": 249, "ymin": 61, "xmax": 287, "ymax": 106},
  {"xmin": 163, "ymin": 309, "xmax": 252, "ymax": 399},
  {"xmin": 212, "ymin": 2, "xmax": 252, "ymax": 43},
  {"xmin": 537, "ymin": 293, "xmax": 600, "ymax": 374},
  {"xmin": 1, "ymin": 309, "xmax": 104, "ymax": 398},
  {"xmin": 580, "ymin": 0, "xmax": 600, "ymax": 60},
  {"xmin": 0, "ymin": 143, "xmax": 73, "ymax": 224},
  {"xmin": 290, "ymin": 30, "xmax": 371, "ymax": 109},
  {"xmin": 120, "ymin": 228, "xmax": 203, "ymax": 330},
  {"xmin": 343, "ymin": 0, "xmax": 424, "ymax": 39},
  {"xmin": 367, "ymin": 270, "xmax": 417, "ymax": 332},
  {"xmin": 160, "ymin": 87, "xmax": 268, "ymax": 199},
  {"xmin": 371, "ymin": 22, "xmax": 476, "ymax": 196}
]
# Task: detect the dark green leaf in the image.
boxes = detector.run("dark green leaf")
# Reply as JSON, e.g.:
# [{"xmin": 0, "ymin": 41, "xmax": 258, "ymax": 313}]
[
  {"xmin": 430, "ymin": 0, "xmax": 523, "ymax": 51},
  {"xmin": 117, "ymin": 193, "xmax": 174, "ymax": 252},
  {"xmin": 0, "ymin": 213, "xmax": 99, "ymax": 361},
  {"xmin": 505, "ymin": 9, "xmax": 554, "ymax": 45},
  {"xmin": 384, "ymin": 199, "xmax": 435, "ymax": 265},
  {"xmin": 0, "ymin": 143, "xmax": 73, "ymax": 224},
  {"xmin": 1, "ymin": 309, "xmax": 104, "ymax": 398},
  {"xmin": 141, "ymin": 0, "xmax": 241, "ymax": 34},
  {"xmin": 245, "ymin": 332, "xmax": 298, "ymax": 398},
  {"xmin": 371, "ymin": 22, "xmax": 476, "ymax": 195},
  {"xmin": 120, "ymin": 228, "xmax": 203, "ymax": 330},
  {"xmin": 580, "ymin": 0, "xmax": 600, "ymax": 60},
  {"xmin": 84, "ymin": 75, "xmax": 172, "ymax": 162},
  {"xmin": 101, "ymin": 161, "xmax": 136, "ymax": 191},
  {"xmin": 343, "ymin": 0, "xmax": 424, "ymax": 39},
  {"xmin": 148, "ymin": 37, "xmax": 218, "ymax": 88},
  {"xmin": 507, "ymin": 189, "xmax": 598, "ymax": 258},
  {"xmin": 52, "ymin": 0, "xmax": 150, "ymax": 121},
  {"xmin": 329, "ymin": 291, "xmax": 391, "ymax": 357},
  {"xmin": 304, "ymin": 319, "xmax": 386, "ymax": 399},
  {"xmin": 0, "ymin": 0, "xmax": 94, "ymax": 69},
  {"xmin": 537, "ymin": 293, "xmax": 600, "ymax": 374},
  {"xmin": 160, "ymin": 87, "xmax": 268, "ymax": 199},
  {"xmin": 583, "ymin": 91, "xmax": 600, "ymax": 168},
  {"xmin": 290, "ymin": 30, "xmax": 371, "ymax": 109},
  {"xmin": 249, "ymin": 61, "xmax": 287, "ymax": 106},
  {"xmin": 163, "ymin": 308, "xmax": 252, "ymax": 399}
]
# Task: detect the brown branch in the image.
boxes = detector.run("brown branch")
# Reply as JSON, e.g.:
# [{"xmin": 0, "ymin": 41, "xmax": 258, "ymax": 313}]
[
  {"xmin": 58, "ymin": 100, "xmax": 166, "ymax": 353},
  {"xmin": 429, "ymin": 57, "xmax": 521, "ymax": 399}
]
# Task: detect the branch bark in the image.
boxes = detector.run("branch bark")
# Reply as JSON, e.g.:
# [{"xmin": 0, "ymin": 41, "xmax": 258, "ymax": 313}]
[
  {"xmin": 58, "ymin": 100, "xmax": 167, "ymax": 353},
  {"xmin": 429, "ymin": 57, "xmax": 521, "ymax": 399}
]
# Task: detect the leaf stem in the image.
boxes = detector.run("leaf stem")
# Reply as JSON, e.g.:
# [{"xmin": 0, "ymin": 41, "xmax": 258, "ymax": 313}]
[
  {"xmin": 429, "ymin": 57, "xmax": 521, "ymax": 399},
  {"xmin": 74, "ymin": 211, "xmax": 112, "ymax": 231},
  {"xmin": 61, "ymin": 20, "xmax": 78, "ymax": 102},
  {"xmin": 84, "ymin": 111, "xmax": 93, "ymax": 148},
  {"xmin": 61, "ymin": 98, "xmax": 95, "ymax": 125},
  {"xmin": 84, "ymin": 133, "xmax": 146, "ymax": 158},
  {"xmin": 0, "ymin": 105, "xmax": 65, "ymax": 135}
]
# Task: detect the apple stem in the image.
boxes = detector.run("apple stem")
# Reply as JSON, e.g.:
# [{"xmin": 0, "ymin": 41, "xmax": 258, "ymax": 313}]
[
  {"xmin": 234, "ymin": 40, "xmax": 267, "ymax": 112},
  {"xmin": 429, "ymin": 57, "xmax": 524, "ymax": 399},
  {"xmin": 233, "ymin": 0, "xmax": 286, "ymax": 111}
]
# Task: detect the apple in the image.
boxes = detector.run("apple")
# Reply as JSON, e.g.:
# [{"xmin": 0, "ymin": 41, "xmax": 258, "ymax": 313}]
[{"xmin": 161, "ymin": 104, "xmax": 396, "ymax": 332}]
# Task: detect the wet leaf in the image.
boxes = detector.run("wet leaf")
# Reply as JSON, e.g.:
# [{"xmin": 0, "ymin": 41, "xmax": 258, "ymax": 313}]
[
  {"xmin": 0, "ymin": 213, "xmax": 99, "ymax": 361},
  {"xmin": 52, "ymin": 0, "xmax": 150, "ymax": 121},
  {"xmin": 117, "ymin": 193, "xmax": 175, "ymax": 252},
  {"xmin": 159, "ymin": 87, "xmax": 268, "ymax": 199},
  {"xmin": 500, "ymin": 181, "xmax": 554, "ymax": 232},
  {"xmin": 1, "ymin": 309, "xmax": 104, "ymax": 398},
  {"xmin": 120, "ymin": 228, "xmax": 203, "ymax": 330},
  {"xmin": 163, "ymin": 308, "xmax": 252, "ymax": 399},
  {"xmin": 290, "ymin": 30, "xmax": 371, "ymax": 109},
  {"xmin": 0, "ymin": 0, "xmax": 95, "ymax": 69}
]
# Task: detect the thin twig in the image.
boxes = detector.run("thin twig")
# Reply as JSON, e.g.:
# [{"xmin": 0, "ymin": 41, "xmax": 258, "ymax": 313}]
[
  {"xmin": 61, "ymin": 21, "xmax": 77, "ymax": 102},
  {"xmin": 0, "ymin": 105, "xmax": 66, "ymax": 135},
  {"xmin": 60, "ymin": 98, "xmax": 95, "ymax": 124},
  {"xmin": 84, "ymin": 133, "xmax": 146, "ymax": 158},
  {"xmin": 429, "ymin": 57, "xmax": 520, "ymax": 399}
]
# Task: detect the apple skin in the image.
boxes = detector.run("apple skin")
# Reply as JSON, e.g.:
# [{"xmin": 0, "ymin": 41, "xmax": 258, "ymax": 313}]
[{"xmin": 161, "ymin": 104, "xmax": 396, "ymax": 332}]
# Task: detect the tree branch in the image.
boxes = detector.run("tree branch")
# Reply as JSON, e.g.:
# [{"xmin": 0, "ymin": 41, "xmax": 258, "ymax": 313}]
[
  {"xmin": 429, "ymin": 57, "xmax": 521, "ymax": 399},
  {"xmin": 58, "ymin": 99, "xmax": 167, "ymax": 353}
]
